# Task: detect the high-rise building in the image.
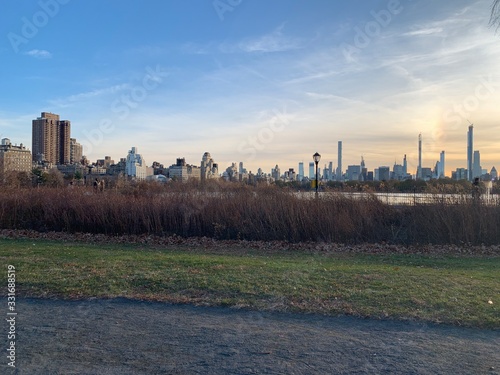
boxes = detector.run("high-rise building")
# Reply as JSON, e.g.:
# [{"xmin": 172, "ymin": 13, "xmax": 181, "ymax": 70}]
[
  {"xmin": 360, "ymin": 157, "xmax": 367, "ymax": 181},
  {"xmin": 238, "ymin": 161, "xmax": 247, "ymax": 175},
  {"xmin": 327, "ymin": 161, "xmax": 333, "ymax": 181},
  {"xmin": 58, "ymin": 120, "xmax": 71, "ymax": 164},
  {"xmin": 238, "ymin": 162, "xmax": 248, "ymax": 181},
  {"xmin": 97, "ymin": 156, "xmax": 114, "ymax": 168},
  {"xmin": 439, "ymin": 151, "xmax": 445, "ymax": 178},
  {"xmin": 298, "ymin": 162, "xmax": 304, "ymax": 181},
  {"xmin": 473, "ymin": 150, "xmax": 481, "ymax": 179},
  {"xmin": 32, "ymin": 112, "xmax": 71, "ymax": 165},
  {"xmin": 417, "ymin": 133, "xmax": 422, "ymax": 179},
  {"xmin": 452, "ymin": 168, "xmax": 467, "ymax": 181},
  {"xmin": 70, "ymin": 138, "xmax": 83, "ymax": 164},
  {"xmin": 169, "ymin": 157, "xmax": 201, "ymax": 182},
  {"xmin": 272, "ymin": 164, "xmax": 281, "ymax": 181},
  {"xmin": 420, "ymin": 167, "xmax": 433, "ymax": 181},
  {"xmin": 201, "ymin": 152, "xmax": 218, "ymax": 181},
  {"xmin": 336, "ymin": 141, "xmax": 343, "ymax": 181},
  {"xmin": 346, "ymin": 165, "xmax": 361, "ymax": 181},
  {"xmin": 378, "ymin": 166, "xmax": 390, "ymax": 181},
  {"xmin": 467, "ymin": 125, "xmax": 473, "ymax": 181},
  {"xmin": 284, "ymin": 168, "xmax": 296, "ymax": 181},
  {"xmin": 309, "ymin": 162, "xmax": 314, "ymax": 179},
  {"xmin": 403, "ymin": 154, "xmax": 408, "ymax": 176},
  {"xmin": 126, "ymin": 147, "xmax": 152, "ymax": 180},
  {"xmin": 393, "ymin": 163, "xmax": 404, "ymax": 180},
  {"xmin": 491, "ymin": 166, "xmax": 498, "ymax": 180}
]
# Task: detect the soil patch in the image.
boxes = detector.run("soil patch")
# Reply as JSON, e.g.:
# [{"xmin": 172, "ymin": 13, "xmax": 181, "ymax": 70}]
[{"xmin": 7, "ymin": 298, "xmax": 500, "ymax": 374}]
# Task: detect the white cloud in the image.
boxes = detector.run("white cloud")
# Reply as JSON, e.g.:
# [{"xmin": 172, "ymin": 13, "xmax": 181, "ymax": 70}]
[
  {"xmin": 403, "ymin": 27, "xmax": 443, "ymax": 36},
  {"xmin": 25, "ymin": 49, "xmax": 52, "ymax": 59},
  {"xmin": 48, "ymin": 84, "xmax": 131, "ymax": 108},
  {"xmin": 236, "ymin": 25, "xmax": 303, "ymax": 53}
]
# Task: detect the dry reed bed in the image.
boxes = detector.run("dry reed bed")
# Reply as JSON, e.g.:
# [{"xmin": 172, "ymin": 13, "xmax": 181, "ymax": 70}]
[{"xmin": 0, "ymin": 185, "xmax": 499, "ymax": 245}]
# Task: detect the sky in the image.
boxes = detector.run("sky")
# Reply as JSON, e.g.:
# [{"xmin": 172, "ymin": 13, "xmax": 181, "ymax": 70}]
[{"xmin": 1, "ymin": 0, "xmax": 499, "ymax": 176}]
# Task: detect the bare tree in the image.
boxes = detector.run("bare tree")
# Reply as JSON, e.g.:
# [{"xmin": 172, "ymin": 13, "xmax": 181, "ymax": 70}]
[{"xmin": 491, "ymin": 0, "xmax": 500, "ymax": 31}]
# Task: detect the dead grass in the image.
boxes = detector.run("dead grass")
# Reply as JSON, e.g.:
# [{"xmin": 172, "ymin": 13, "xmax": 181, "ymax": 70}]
[{"xmin": 0, "ymin": 183, "xmax": 499, "ymax": 245}]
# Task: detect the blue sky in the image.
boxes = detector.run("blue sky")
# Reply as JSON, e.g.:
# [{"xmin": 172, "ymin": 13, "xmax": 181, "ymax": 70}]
[{"xmin": 1, "ymin": 0, "xmax": 499, "ymax": 175}]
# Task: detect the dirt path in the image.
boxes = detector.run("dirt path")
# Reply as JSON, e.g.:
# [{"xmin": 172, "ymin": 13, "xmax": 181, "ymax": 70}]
[{"xmin": 5, "ymin": 298, "xmax": 500, "ymax": 374}]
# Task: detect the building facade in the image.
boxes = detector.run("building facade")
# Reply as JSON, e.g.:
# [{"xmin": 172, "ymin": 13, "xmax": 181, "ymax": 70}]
[
  {"xmin": 271, "ymin": 164, "xmax": 281, "ymax": 181},
  {"xmin": 298, "ymin": 162, "xmax": 304, "ymax": 181},
  {"xmin": 467, "ymin": 125, "xmax": 473, "ymax": 181},
  {"xmin": 473, "ymin": 150, "xmax": 481, "ymax": 179},
  {"xmin": 438, "ymin": 151, "xmax": 445, "ymax": 178},
  {"xmin": 200, "ymin": 152, "xmax": 218, "ymax": 181},
  {"xmin": 168, "ymin": 158, "xmax": 201, "ymax": 182},
  {"xmin": 32, "ymin": 112, "xmax": 71, "ymax": 165},
  {"xmin": 0, "ymin": 138, "xmax": 32, "ymax": 178},
  {"xmin": 308, "ymin": 162, "xmax": 314, "ymax": 179},
  {"xmin": 346, "ymin": 165, "xmax": 361, "ymax": 181},
  {"xmin": 125, "ymin": 147, "xmax": 152, "ymax": 180},
  {"xmin": 70, "ymin": 138, "xmax": 83, "ymax": 164},
  {"xmin": 336, "ymin": 141, "xmax": 343, "ymax": 181}
]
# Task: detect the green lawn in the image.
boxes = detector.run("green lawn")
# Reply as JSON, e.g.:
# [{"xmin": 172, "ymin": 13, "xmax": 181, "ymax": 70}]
[{"xmin": 1, "ymin": 239, "xmax": 498, "ymax": 328}]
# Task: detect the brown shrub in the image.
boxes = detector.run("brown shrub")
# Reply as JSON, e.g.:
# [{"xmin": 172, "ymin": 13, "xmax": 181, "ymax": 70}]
[{"xmin": 0, "ymin": 184, "xmax": 499, "ymax": 244}]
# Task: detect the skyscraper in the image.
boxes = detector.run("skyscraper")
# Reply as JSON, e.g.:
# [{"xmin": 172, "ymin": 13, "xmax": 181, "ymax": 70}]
[
  {"xmin": 417, "ymin": 133, "xmax": 422, "ymax": 179},
  {"xmin": 336, "ymin": 141, "xmax": 342, "ymax": 181},
  {"xmin": 32, "ymin": 112, "xmax": 71, "ymax": 165},
  {"xmin": 467, "ymin": 125, "xmax": 473, "ymax": 181},
  {"xmin": 309, "ymin": 162, "xmax": 314, "ymax": 179},
  {"xmin": 201, "ymin": 152, "xmax": 218, "ymax": 181},
  {"xmin": 238, "ymin": 161, "xmax": 247, "ymax": 175},
  {"xmin": 473, "ymin": 150, "xmax": 481, "ymax": 179},
  {"xmin": 298, "ymin": 162, "xmax": 304, "ymax": 181},
  {"xmin": 439, "ymin": 151, "xmax": 445, "ymax": 178},
  {"xmin": 58, "ymin": 120, "xmax": 71, "ymax": 165}
]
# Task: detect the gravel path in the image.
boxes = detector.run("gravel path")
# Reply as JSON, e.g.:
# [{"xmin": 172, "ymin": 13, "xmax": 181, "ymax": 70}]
[{"xmin": 5, "ymin": 298, "xmax": 500, "ymax": 374}]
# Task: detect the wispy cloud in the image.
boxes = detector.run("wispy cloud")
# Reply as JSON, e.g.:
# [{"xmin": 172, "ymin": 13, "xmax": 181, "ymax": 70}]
[
  {"xmin": 181, "ymin": 42, "xmax": 213, "ymax": 55},
  {"xmin": 403, "ymin": 27, "xmax": 443, "ymax": 36},
  {"xmin": 236, "ymin": 25, "xmax": 303, "ymax": 53},
  {"xmin": 25, "ymin": 49, "xmax": 52, "ymax": 59},
  {"xmin": 48, "ymin": 84, "xmax": 131, "ymax": 108}
]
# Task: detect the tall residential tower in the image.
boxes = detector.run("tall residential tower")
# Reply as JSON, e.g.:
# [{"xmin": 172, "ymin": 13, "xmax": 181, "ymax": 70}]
[
  {"xmin": 32, "ymin": 112, "xmax": 71, "ymax": 165},
  {"xmin": 439, "ymin": 151, "xmax": 445, "ymax": 178},
  {"xmin": 336, "ymin": 141, "xmax": 343, "ymax": 181},
  {"xmin": 417, "ymin": 133, "xmax": 422, "ymax": 179},
  {"xmin": 467, "ymin": 125, "xmax": 473, "ymax": 181}
]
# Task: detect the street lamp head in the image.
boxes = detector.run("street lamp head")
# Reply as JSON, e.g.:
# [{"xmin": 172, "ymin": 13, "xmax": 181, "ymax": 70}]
[{"xmin": 313, "ymin": 152, "xmax": 321, "ymax": 164}]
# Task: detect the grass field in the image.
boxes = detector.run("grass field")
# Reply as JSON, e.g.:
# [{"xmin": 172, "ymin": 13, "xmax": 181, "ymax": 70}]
[{"xmin": 1, "ymin": 238, "xmax": 498, "ymax": 328}]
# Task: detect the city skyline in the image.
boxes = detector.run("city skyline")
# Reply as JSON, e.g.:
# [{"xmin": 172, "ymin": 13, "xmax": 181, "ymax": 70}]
[
  {"xmin": 23, "ymin": 111, "xmax": 496, "ymax": 180},
  {"xmin": 24, "ymin": 109, "xmax": 497, "ymax": 178},
  {"xmin": 1, "ymin": 0, "xmax": 500, "ymax": 175}
]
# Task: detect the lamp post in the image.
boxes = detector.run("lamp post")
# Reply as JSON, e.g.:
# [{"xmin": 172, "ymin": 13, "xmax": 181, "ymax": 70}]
[{"xmin": 313, "ymin": 152, "xmax": 321, "ymax": 197}]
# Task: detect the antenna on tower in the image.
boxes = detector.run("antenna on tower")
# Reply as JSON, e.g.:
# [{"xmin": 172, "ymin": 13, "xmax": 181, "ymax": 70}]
[{"xmin": 467, "ymin": 119, "xmax": 473, "ymax": 126}]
